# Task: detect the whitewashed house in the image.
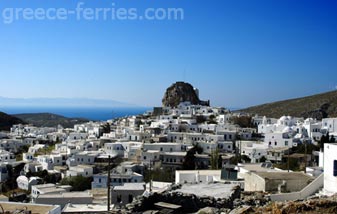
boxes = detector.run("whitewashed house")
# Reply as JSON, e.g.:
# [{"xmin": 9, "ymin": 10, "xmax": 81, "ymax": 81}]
[
  {"xmin": 322, "ymin": 118, "xmax": 337, "ymax": 137},
  {"xmin": 66, "ymin": 151, "xmax": 98, "ymax": 166},
  {"xmin": 91, "ymin": 171, "xmax": 143, "ymax": 189},
  {"xmin": 323, "ymin": 143, "xmax": 337, "ymax": 196},
  {"xmin": 264, "ymin": 131, "xmax": 296, "ymax": 148},
  {"xmin": 65, "ymin": 165, "xmax": 94, "ymax": 178},
  {"xmin": 17, "ymin": 176, "xmax": 42, "ymax": 191},
  {"xmin": 104, "ymin": 142, "xmax": 125, "ymax": 158},
  {"xmin": 0, "ymin": 150, "xmax": 16, "ymax": 163}
]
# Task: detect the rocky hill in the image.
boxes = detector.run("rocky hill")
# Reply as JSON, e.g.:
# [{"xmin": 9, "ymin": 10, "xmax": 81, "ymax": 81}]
[
  {"xmin": 14, "ymin": 113, "xmax": 89, "ymax": 128},
  {"xmin": 239, "ymin": 90, "xmax": 337, "ymax": 119},
  {"xmin": 162, "ymin": 82, "xmax": 210, "ymax": 107},
  {"xmin": 0, "ymin": 112, "xmax": 25, "ymax": 131}
]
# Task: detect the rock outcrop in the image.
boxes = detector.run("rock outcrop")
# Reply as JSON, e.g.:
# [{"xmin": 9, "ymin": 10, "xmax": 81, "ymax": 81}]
[{"xmin": 162, "ymin": 82, "xmax": 209, "ymax": 107}]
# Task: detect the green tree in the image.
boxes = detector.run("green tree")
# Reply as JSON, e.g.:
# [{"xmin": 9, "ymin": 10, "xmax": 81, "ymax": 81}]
[
  {"xmin": 100, "ymin": 123, "xmax": 111, "ymax": 136},
  {"xmin": 260, "ymin": 156, "xmax": 267, "ymax": 163},
  {"xmin": 210, "ymin": 149, "xmax": 222, "ymax": 169},
  {"xmin": 320, "ymin": 132, "xmax": 330, "ymax": 151},
  {"xmin": 182, "ymin": 145, "xmax": 203, "ymax": 170},
  {"xmin": 60, "ymin": 176, "xmax": 92, "ymax": 191},
  {"xmin": 330, "ymin": 135, "xmax": 336, "ymax": 143},
  {"xmin": 241, "ymin": 155, "xmax": 251, "ymax": 163}
]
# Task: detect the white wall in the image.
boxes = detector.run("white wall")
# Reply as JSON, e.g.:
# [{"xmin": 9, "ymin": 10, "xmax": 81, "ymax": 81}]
[{"xmin": 323, "ymin": 143, "xmax": 337, "ymax": 195}]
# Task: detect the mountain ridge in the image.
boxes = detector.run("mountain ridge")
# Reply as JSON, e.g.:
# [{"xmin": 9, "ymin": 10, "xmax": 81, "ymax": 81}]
[
  {"xmin": 13, "ymin": 113, "xmax": 90, "ymax": 128},
  {"xmin": 239, "ymin": 90, "xmax": 337, "ymax": 119}
]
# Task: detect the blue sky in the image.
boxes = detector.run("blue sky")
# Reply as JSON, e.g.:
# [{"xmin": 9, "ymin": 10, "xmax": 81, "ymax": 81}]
[{"xmin": 0, "ymin": 0, "xmax": 336, "ymax": 108}]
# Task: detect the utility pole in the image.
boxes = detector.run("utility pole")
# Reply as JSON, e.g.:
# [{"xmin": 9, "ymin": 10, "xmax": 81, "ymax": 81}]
[
  {"xmin": 304, "ymin": 141, "xmax": 307, "ymax": 173},
  {"xmin": 287, "ymin": 149, "xmax": 290, "ymax": 173},
  {"xmin": 149, "ymin": 160, "xmax": 153, "ymax": 193},
  {"xmin": 107, "ymin": 155, "xmax": 111, "ymax": 212}
]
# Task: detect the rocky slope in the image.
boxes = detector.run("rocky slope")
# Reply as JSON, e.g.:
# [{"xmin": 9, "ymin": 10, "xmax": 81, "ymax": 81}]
[
  {"xmin": 162, "ymin": 82, "xmax": 209, "ymax": 107},
  {"xmin": 239, "ymin": 90, "xmax": 337, "ymax": 119},
  {"xmin": 0, "ymin": 112, "xmax": 25, "ymax": 131}
]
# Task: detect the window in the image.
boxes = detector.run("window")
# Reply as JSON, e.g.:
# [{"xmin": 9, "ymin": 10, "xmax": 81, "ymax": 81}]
[
  {"xmin": 274, "ymin": 142, "xmax": 277, "ymax": 146},
  {"xmin": 334, "ymin": 160, "xmax": 337, "ymax": 176}
]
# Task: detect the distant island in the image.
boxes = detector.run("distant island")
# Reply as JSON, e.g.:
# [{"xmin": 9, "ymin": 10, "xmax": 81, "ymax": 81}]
[{"xmin": 0, "ymin": 96, "xmax": 138, "ymax": 108}]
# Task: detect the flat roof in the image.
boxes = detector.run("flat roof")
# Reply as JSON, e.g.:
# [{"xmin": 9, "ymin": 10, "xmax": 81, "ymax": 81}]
[
  {"xmin": 0, "ymin": 202, "xmax": 59, "ymax": 214},
  {"xmin": 239, "ymin": 163, "xmax": 279, "ymax": 173},
  {"xmin": 113, "ymin": 183, "xmax": 146, "ymax": 191},
  {"xmin": 62, "ymin": 203, "xmax": 111, "ymax": 213},
  {"xmin": 176, "ymin": 170, "xmax": 221, "ymax": 176},
  {"xmin": 38, "ymin": 191, "xmax": 92, "ymax": 198},
  {"xmin": 70, "ymin": 165, "xmax": 93, "ymax": 169},
  {"xmin": 267, "ymin": 147, "xmax": 289, "ymax": 152},
  {"xmin": 255, "ymin": 172, "xmax": 313, "ymax": 180},
  {"xmin": 162, "ymin": 152, "xmax": 186, "ymax": 156},
  {"xmin": 33, "ymin": 183, "xmax": 56, "ymax": 189},
  {"xmin": 173, "ymin": 182, "xmax": 237, "ymax": 199},
  {"xmin": 144, "ymin": 150, "xmax": 160, "ymax": 153},
  {"xmin": 39, "ymin": 187, "xmax": 67, "ymax": 194}
]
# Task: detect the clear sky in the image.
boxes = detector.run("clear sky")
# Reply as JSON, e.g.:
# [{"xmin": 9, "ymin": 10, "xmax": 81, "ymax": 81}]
[{"xmin": 0, "ymin": 0, "xmax": 336, "ymax": 108}]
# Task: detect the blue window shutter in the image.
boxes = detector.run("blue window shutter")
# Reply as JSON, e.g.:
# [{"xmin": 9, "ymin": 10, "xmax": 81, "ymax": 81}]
[{"xmin": 334, "ymin": 160, "xmax": 337, "ymax": 176}]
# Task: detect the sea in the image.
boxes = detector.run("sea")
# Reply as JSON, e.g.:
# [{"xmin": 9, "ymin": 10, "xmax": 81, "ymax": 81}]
[{"xmin": 1, "ymin": 107, "xmax": 151, "ymax": 121}]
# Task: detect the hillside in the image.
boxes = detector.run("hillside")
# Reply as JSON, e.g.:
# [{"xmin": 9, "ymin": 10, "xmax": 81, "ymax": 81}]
[
  {"xmin": 14, "ymin": 113, "xmax": 89, "ymax": 128},
  {"xmin": 0, "ymin": 112, "xmax": 25, "ymax": 131},
  {"xmin": 239, "ymin": 90, "xmax": 337, "ymax": 119}
]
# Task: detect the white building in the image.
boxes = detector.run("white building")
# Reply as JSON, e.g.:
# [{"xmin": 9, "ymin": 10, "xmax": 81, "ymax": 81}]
[
  {"xmin": 264, "ymin": 131, "xmax": 296, "ymax": 148},
  {"xmin": 111, "ymin": 183, "xmax": 145, "ymax": 206},
  {"xmin": 175, "ymin": 170, "xmax": 221, "ymax": 184},
  {"xmin": 65, "ymin": 165, "xmax": 94, "ymax": 178},
  {"xmin": 104, "ymin": 142, "xmax": 125, "ymax": 158},
  {"xmin": 66, "ymin": 151, "xmax": 99, "ymax": 166},
  {"xmin": 0, "ymin": 150, "xmax": 16, "ymax": 163},
  {"xmin": 31, "ymin": 184, "xmax": 71, "ymax": 202},
  {"xmin": 322, "ymin": 118, "xmax": 337, "ymax": 137},
  {"xmin": 91, "ymin": 172, "xmax": 143, "ymax": 189},
  {"xmin": 239, "ymin": 141, "xmax": 268, "ymax": 163},
  {"xmin": 17, "ymin": 176, "xmax": 42, "ymax": 191},
  {"xmin": 323, "ymin": 143, "xmax": 337, "ymax": 195}
]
